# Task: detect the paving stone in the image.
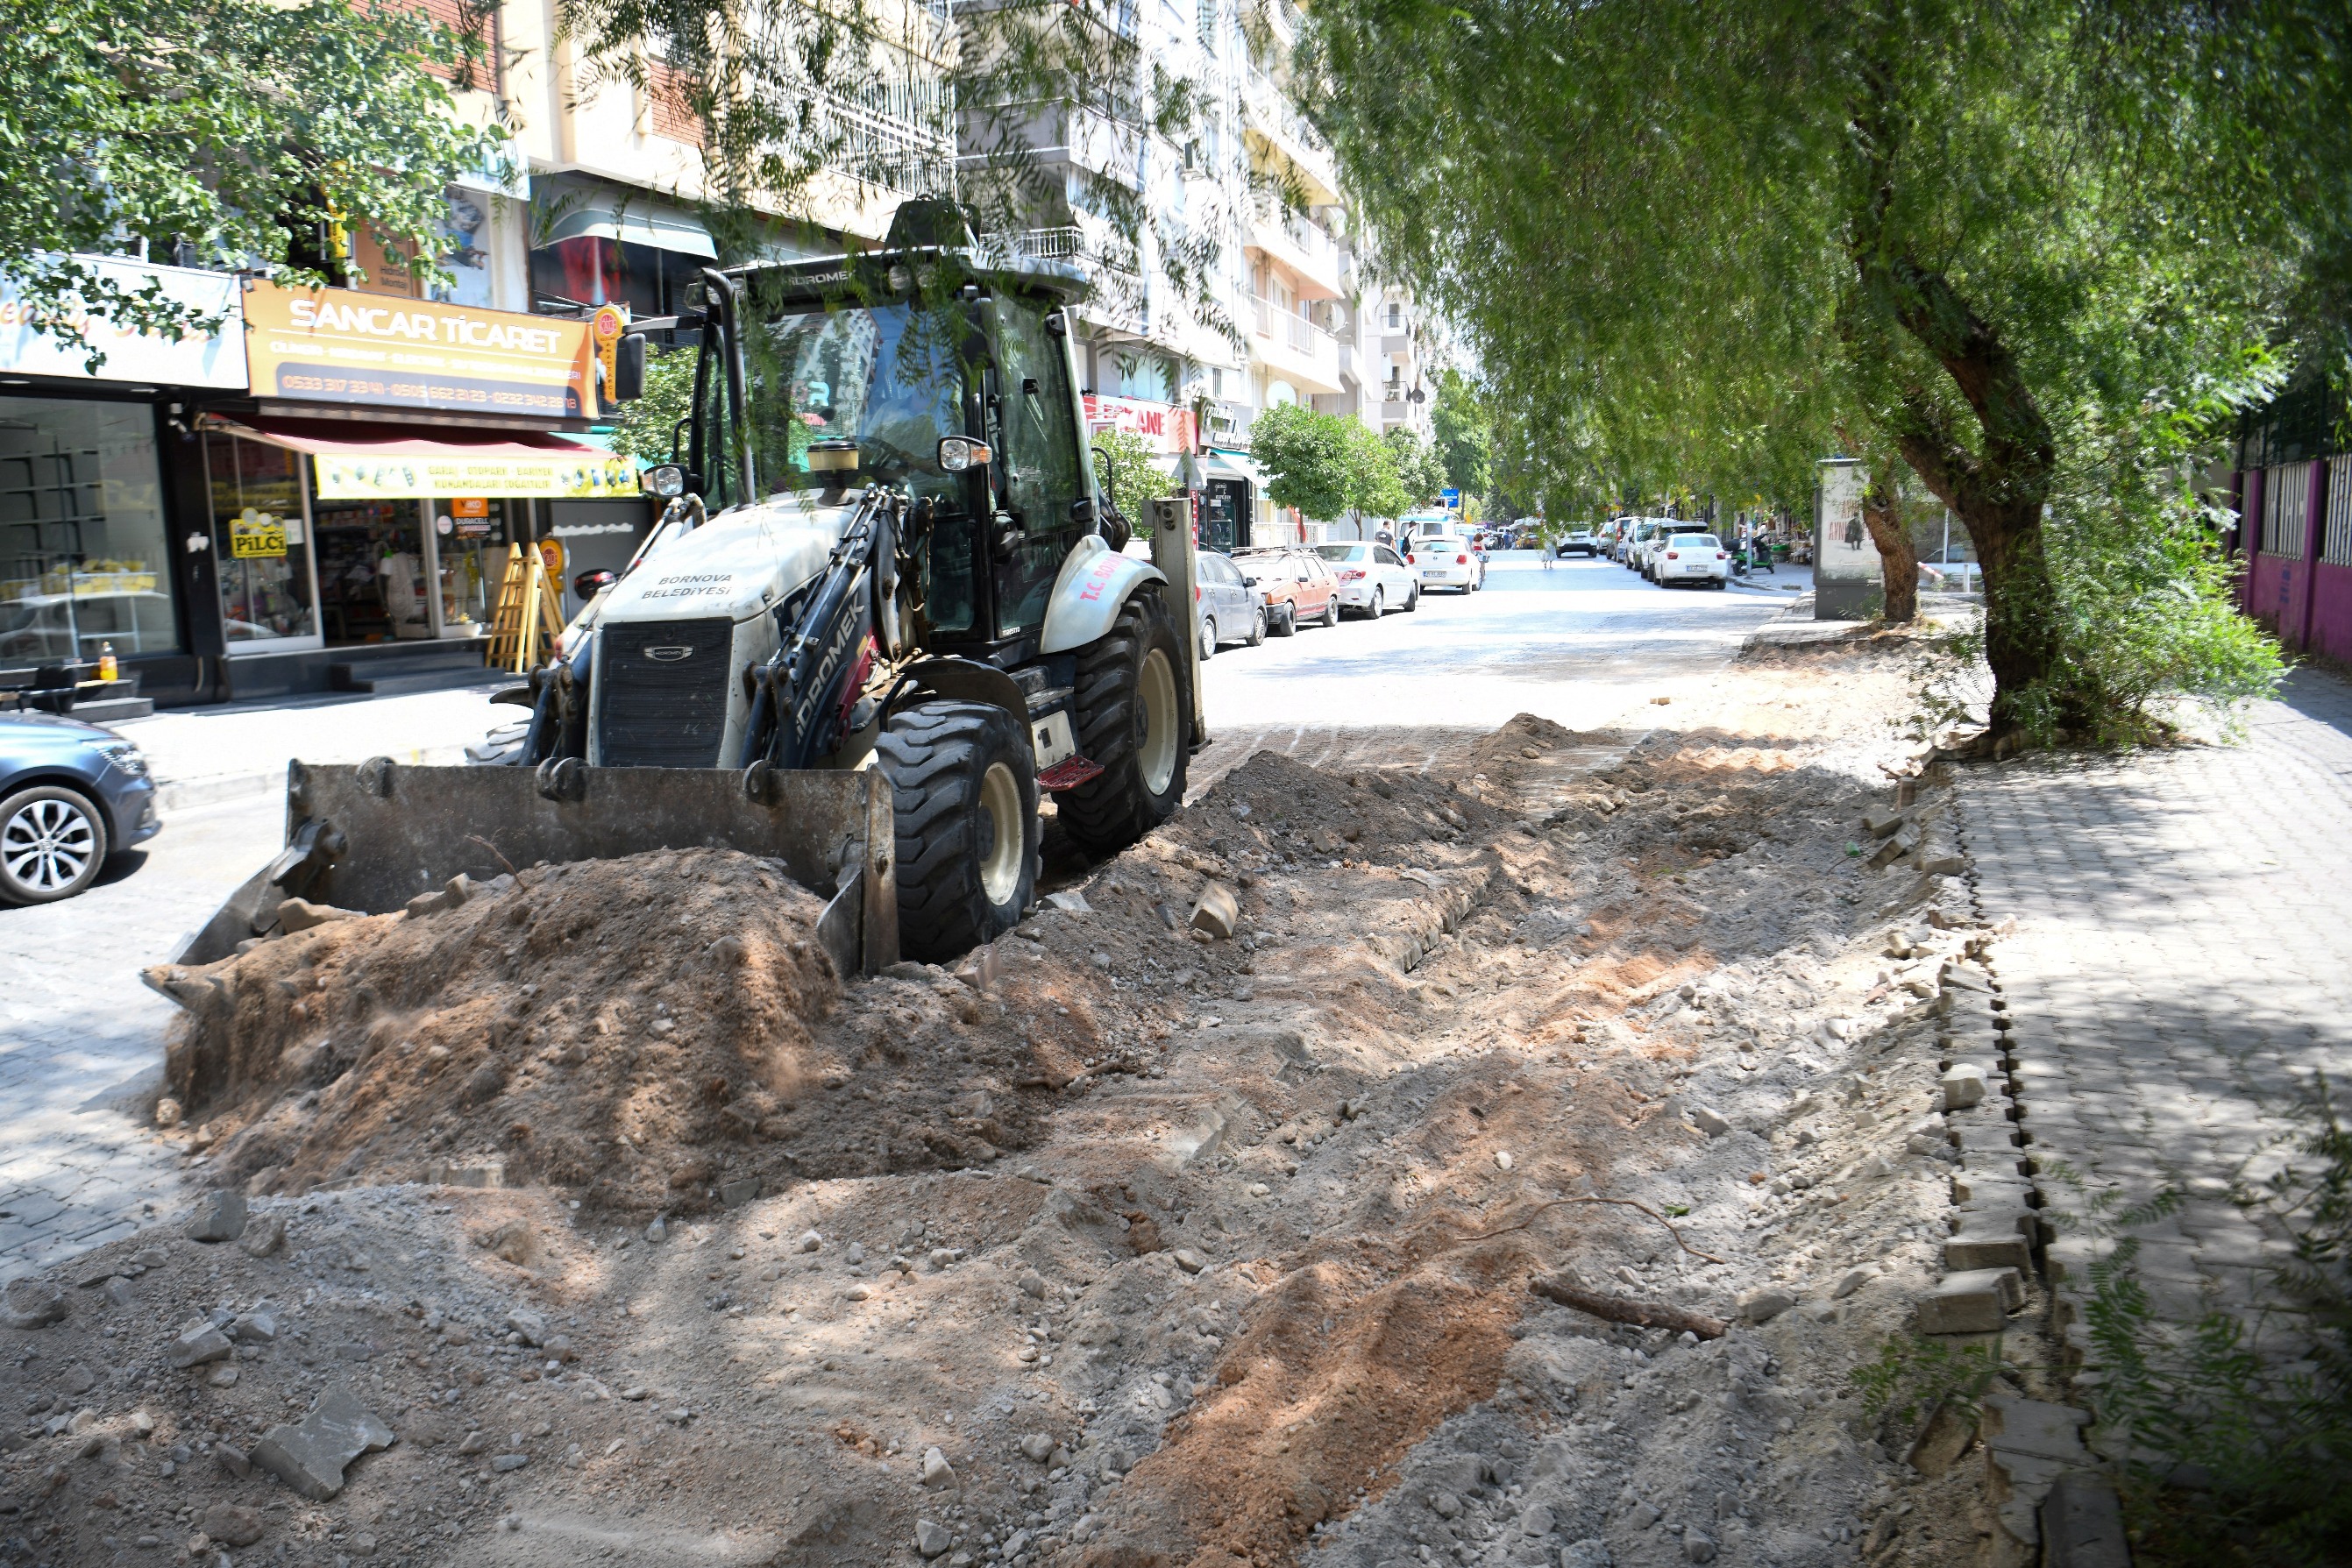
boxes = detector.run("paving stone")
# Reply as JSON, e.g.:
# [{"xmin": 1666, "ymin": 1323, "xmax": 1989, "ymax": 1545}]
[{"xmin": 1917, "ymin": 1268, "xmax": 2023, "ymax": 1335}]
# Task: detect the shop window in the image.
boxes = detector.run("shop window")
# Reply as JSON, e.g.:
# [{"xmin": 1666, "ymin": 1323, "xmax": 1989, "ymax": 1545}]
[
  {"xmin": 0, "ymin": 398, "xmax": 177, "ymax": 665},
  {"xmin": 434, "ymin": 190, "xmax": 496, "ymax": 309},
  {"xmin": 203, "ymin": 434, "xmax": 318, "ymax": 644},
  {"xmin": 430, "ymin": 498, "xmax": 513, "ymax": 635},
  {"xmin": 311, "ymin": 496, "xmax": 428, "ymax": 643}
]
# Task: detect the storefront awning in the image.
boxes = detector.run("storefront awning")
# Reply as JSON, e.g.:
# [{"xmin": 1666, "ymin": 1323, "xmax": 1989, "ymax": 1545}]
[
  {"xmin": 538, "ymin": 191, "xmax": 718, "ymax": 259},
  {"xmin": 205, "ymin": 415, "xmax": 641, "ymax": 500}
]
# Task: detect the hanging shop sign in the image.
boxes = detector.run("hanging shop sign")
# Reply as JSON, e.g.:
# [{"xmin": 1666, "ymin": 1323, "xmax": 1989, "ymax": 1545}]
[
  {"xmin": 242, "ymin": 280, "xmax": 596, "ymax": 419},
  {"xmin": 1083, "ymin": 394, "xmax": 1197, "ymax": 455},
  {"xmin": 312, "ymin": 450, "xmax": 639, "ymax": 500},
  {"xmin": 0, "ymin": 257, "xmax": 247, "ymax": 387}
]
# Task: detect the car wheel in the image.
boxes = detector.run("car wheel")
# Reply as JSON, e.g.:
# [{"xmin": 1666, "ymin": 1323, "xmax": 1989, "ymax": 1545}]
[
  {"xmin": 1271, "ymin": 601, "xmax": 1298, "ymax": 637},
  {"xmin": 1247, "ymin": 606, "xmax": 1266, "ymax": 646},
  {"xmin": 1323, "ymin": 597, "xmax": 1340, "ymax": 628},
  {"xmin": 0, "ymin": 784, "xmax": 111, "ymax": 905},
  {"xmin": 1199, "ymin": 615, "xmax": 1217, "ymax": 660},
  {"xmin": 1405, "ymin": 584, "xmax": 1420, "ymax": 610},
  {"xmin": 1368, "ymin": 587, "xmax": 1385, "ymax": 618}
]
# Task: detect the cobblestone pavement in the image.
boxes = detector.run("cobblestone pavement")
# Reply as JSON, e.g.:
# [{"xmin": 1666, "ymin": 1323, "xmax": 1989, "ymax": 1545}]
[
  {"xmin": 0, "ymin": 793, "xmax": 282, "ymax": 1282},
  {"xmin": 1957, "ymin": 668, "xmax": 2352, "ymax": 1345}
]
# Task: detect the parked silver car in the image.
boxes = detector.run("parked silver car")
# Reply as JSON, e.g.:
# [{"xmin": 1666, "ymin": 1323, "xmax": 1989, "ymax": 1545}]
[{"xmin": 1194, "ymin": 550, "xmax": 1265, "ymax": 657}]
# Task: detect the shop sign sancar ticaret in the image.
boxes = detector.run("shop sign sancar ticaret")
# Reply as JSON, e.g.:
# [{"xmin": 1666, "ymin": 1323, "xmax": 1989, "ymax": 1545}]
[{"xmin": 241, "ymin": 280, "xmax": 598, "ymax": 419}]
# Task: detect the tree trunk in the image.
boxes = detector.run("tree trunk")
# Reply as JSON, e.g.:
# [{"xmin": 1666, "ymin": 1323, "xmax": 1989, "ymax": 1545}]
[
  {"xmin": 1858, "ymin": 471, "xmax": 1919, "ymax": 624},
  {"xmin": 1847, "ymin": 63, "xmax": 2070, "ymax": 737}
]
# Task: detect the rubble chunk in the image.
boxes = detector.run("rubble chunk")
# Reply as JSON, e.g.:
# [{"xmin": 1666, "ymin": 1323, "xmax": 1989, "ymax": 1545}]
[
  {"xmin": 185, "ymin": 1190, "xmax": 248, "ymax": 1244},
  {"xmin": 1189, "ymin": 882, "xmax": 1240, "ymax": 940},
  {"xmin": 1, "ymin": 1277, "xmax": 67, "ymax": 1330},
  {"xmin": 277, "ymin": 898, "xmax": 362, "ymax": 933},
  {"xmin": 166, "ymin": 1322, "xmax": 233, "ymax": 1369},
  {"xmin": 1918, "ymin": 1267, "xmax": 2023, "ymax": 1334},
  {"xmin": 915, "ymin": 1519, "xmax": 952, "ymax": 1558},
  {"xmin": 252, "ymin": 1388, "xmax": 394, "ymax": 1501}
]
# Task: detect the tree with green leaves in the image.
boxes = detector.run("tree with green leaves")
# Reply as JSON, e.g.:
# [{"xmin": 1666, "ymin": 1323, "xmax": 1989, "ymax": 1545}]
[
  {"xmin": 1430, "ymin": 369, "xmax": 1492, "ymax": 503},
  {"xmin": 1250, "ymin": 402, "xmax": 1356, "ymax": 523},
  {"xmin": 1382, "ymin": 427, "xmax": 1446, "ymax": 510},
  {"xmin": 1306, "ymin": 0, "xmax": 2347, "ymax": 741},
  {"xmin": 1349, "ymin": 420, "xmax": 1409, "ymax": 521},
  {"xmin": 1088, "ymin": 429, "xmax": 1165, "ymax": 530},
  {"xmin": 1, "ymin": 0, "xmax": 508, "ymax": 363}
]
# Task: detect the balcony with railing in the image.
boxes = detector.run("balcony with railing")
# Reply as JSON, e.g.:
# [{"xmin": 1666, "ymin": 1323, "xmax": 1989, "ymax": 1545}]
[
  {"xmin": 1246, "ymin": 206, "xmax": 1343, "ymax": 300},
  {"xmin": 979, "ymin": 225, "xmax": 1148, "ymax": 333},
  {"xmin": 1250, "ymin": 294, "xmax": 1342, "ymax": 394},
  {"xmin": 1241, "ymin": 68, "xmax": 1338, "ymax": 202}
]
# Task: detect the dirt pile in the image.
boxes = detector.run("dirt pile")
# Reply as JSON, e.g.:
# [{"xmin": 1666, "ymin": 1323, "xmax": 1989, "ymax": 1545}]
[{"xmin": 149, "ymin": 847, "xmax": 1082, "ymax": 1211}]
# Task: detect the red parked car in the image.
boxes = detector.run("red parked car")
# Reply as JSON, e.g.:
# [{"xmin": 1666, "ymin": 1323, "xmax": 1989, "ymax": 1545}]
[{"xmin": 1233, "ymin": 548, "xmax": 1342, "ymax": 634}]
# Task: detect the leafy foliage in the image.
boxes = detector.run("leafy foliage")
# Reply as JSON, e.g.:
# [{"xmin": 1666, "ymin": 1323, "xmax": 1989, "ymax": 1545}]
[
  {"xmin": 1431, "ymin": 368, "xmax": 1492, "ymax": 501},
  {"xmin": 1251, "ymin": 402, "xmax": 1356, "ymax": 521},
  {"xmin": 1851, "ymin": 1334, "xmax": 2017, "ymax": 1428},
  {"xmin": 0, "ymin": 0, "xmax": 508, "ymax": 364},
  {"xmin": 2072, "ymin": 1075, "xmax": 2352, "ymax": 1564},
  {"xmin": 604, "ymin": 349, "xmax": 700, "ymax": 465},
  {"xmin": 1383, "ymin": 427, "xmax": 1446, "ymax": 510},
  {"xmin": 1088, "ymin": 428, "xmax": 1164, "ymax": 532},
  {"xmin": 1300, "ymin": 0, "xmax": 2335, "ymax": 739}
]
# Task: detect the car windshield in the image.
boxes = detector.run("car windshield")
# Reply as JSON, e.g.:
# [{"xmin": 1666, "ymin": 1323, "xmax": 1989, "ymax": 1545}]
[
  {"xmin": 743, "ymin": 297, "xmax": 972, "ymax": 501},
  {"xmin": 1314, "ymin": 544, "xmax": 1368, "ymax": 562}
]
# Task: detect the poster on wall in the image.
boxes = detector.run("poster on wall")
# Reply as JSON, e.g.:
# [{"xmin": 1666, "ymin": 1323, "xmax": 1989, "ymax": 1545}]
[
  {"xmin": 1814, "ymin": 458, "xmax": 1881, "ymax": 621},
  {"xmin": 242, "ymin": 280, "xmax": 594, "ymax": 419}
]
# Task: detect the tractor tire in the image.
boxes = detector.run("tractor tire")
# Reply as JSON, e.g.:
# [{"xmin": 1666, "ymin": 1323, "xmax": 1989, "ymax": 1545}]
[
  {"xmin": 1056, "ymin": 589, "xmax": 1189, "ymax": 855},
  {"xmin": 878, "ymin": 699, "xmax": 1038, "ymax": 961}
]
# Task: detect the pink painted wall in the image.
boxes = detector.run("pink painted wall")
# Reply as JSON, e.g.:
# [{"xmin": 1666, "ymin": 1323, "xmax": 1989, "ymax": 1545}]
[
  {"xmin": 2307, "ymin": 562, "xmax": 2352, "ymax": 666},
  {"xmin": 2249, "ymin": 550, "xmax": 2295, "ymax": 633}
]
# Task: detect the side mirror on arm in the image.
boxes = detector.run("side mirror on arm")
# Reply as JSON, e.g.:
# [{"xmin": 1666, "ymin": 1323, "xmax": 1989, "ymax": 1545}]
[{"xmin": 613, "ymin": 332, "xmax": 647, "ymax": 402}]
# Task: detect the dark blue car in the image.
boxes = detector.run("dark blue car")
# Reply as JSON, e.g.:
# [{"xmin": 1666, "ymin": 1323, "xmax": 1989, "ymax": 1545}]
[{"xmin": 0, "ymin": 712, "xmax": 160, "ymax": 905}]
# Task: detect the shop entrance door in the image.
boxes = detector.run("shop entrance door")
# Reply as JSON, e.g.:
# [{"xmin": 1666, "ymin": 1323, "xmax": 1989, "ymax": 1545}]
[
  {"xmin": 428, "ymin": 499, "xmax": 514, "ymax": 639},
  {"xmin": 312, "ymin": 499, "xmax": 430, "ymax": 645}
]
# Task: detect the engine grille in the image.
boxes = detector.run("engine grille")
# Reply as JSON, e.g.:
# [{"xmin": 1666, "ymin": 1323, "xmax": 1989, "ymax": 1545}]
[{"xmin": 596, "ymin": 617, "xmax": 735, "ymax": 768}]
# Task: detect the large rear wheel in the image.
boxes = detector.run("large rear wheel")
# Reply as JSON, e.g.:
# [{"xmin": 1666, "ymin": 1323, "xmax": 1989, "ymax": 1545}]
[
  {"xmin": 1057, "ymin": 590, "xmax": 1189, "ymax": 855},
  {"xmin": 877, "ymin": 700, "xmax": 1038, "ymax": 961}
]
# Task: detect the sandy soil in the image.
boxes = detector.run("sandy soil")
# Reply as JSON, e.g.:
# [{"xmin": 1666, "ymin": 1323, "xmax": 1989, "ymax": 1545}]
[{"xmin": 2, "ymin": 623, "xmax": 2050, "ymax": 1568}]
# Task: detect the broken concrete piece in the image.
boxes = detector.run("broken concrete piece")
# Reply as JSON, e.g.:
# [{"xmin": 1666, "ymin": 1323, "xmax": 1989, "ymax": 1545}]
[
  {"xmin": 1020, "ymin": 1433, "xmax": 1055, "ymax": 1463},
  {"xmin": 1042, "ymin": 890, "xmax": 1092, "ymax": 915},
  {"xmin": 1918, "ymin": 1268, "xmax": 2023, "ymax": 1335},
  {"xmin": 505, "ymin": 1309, "xmax": 548, "ymax": 1347},
  {"xmin": 921, "ymin": 1446, "xmax": 957, "ymax": 1489},
  {"xmin": 252, "ymin": 1387, "xmax": 394, "ymax": 1500},
  {"xmin": 276, "ymin": 898, "xmax": 362, "ymax": 933},
  {"xmin": 1189, "ymin": 881, "xmax": 1240, "ymax": 940},
  {"xmin": 1919, "ymin": 852, "xmax": 1966, "ymax": 876},
  {"xmin": 915, "ymin": 1519, "xmax": 952, "ymax": 1558},
  {"xmin": 239, "ymin": 1214, "xmax": 288, "ymax": 1258},
  {"xmin": 1, "ymin": 1277, "xmax": 67, "ymax": 1330},
  {"xmin": 1172, "ymin": 1248, "xmax": 1207, "ymax": 1274},
  {"xmin": 1736, "ymin": 1288, "xmax": 1796, "ymax": 1324},
  {"xmin": 201, "ymin": 1503, "xmax": 265, "ymax": 1548},
  {"xmin": 1940, "ymin": 1063, "xmax": 1988, "ymax": 1110},
  {"xmin": 166, "ymin": 1322, "xmax": 233, "ymax": 1368},
  {"xmin": 1861, "ymin": 807, "xmax": 1906, "ymax": 839},
  {"xmin": 229, "ymin": 1306, "xmax": 280, "ymax": 1344},
  {"xmin": 185, "ymin": 1189, "xmax": 248, "ymax": 1244},
  {"xmin": 1691, "ymin": 1105, "xmax": 1732, "ymax": 1138}
]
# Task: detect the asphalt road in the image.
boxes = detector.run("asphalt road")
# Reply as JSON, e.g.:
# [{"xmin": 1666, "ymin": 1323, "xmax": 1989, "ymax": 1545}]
[{"xmin": 0, "ymin": 547, "xmax": 1801, "ymax": 1281}]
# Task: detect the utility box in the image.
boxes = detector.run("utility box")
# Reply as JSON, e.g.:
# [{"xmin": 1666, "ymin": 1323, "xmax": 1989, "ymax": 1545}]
[{"xmin": 1814, "ymin": 457, "xmax": 1882, "ymax": 620}]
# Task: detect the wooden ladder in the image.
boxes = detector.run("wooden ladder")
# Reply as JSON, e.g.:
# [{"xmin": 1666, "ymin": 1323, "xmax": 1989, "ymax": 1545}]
[{"xmin": 486, "ymin": 545, "xmax": 568, "ymax": 674}]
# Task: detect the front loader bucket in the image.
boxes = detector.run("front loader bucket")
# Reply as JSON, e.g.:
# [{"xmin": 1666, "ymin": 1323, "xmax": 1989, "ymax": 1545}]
[{"xmin": 167, "ymin": 758, "xmax": 898, "ymax": 980}]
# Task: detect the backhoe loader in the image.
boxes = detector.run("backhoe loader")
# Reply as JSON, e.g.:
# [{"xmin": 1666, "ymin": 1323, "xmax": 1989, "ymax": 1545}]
[{"xmin": 170, "ymin": 201, "xmax": 1204, "ymax": 976}]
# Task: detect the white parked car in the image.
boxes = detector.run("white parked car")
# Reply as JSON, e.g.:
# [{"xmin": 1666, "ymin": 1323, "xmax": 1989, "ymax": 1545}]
[
  {"xmin": 1311, "ymin": 541, "xmax": 1419, "ymax": 617},
  {"xmin": 1403, "ymin": 516, "xmax": 1485, "ymax": 592},
  {"xmin": 1655, "ymin": 532, "xmax": 1731, "ymax": 588},
  {"xmin": 1616, "ymin": 517, "xmax": 1668, "ymax": 566}
]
